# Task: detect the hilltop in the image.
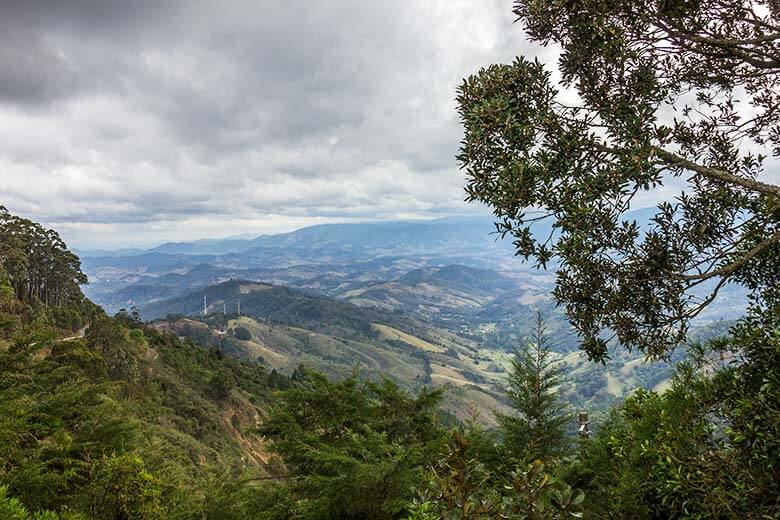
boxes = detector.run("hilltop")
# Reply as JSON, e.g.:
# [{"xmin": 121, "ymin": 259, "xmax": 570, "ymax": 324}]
[{"xmin": 142, "ymin": 279, "xmax": 513, "ymax": 423}]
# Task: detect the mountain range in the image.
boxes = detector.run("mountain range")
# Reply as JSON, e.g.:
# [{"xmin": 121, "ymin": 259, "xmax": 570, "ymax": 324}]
[
  {"xmin": 80, "ymin": 211, "xmax": 740, "ymax": 330},
  {"xmin": 72, "ymin": 210, "xmax": 743, "ymax": 421}
]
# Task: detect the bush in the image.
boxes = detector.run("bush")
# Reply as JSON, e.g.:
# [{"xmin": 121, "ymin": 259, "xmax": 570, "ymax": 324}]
[
  {"xmin": 208, "ymin": 371, "xmax": 236, "ymax": 400},
  {"xmin": 86, "ymin": 316, "xmax": 139, "ymax": 381},
  {"xmin": 0, "ymin": 486, "xmax": 62, "ymax": 520},
  {"xmin": 83, "ymin": 454, "xmax": 163, "ymax": 520},
  {"xmin": 233, "ymin": 327, "xmax": 252, "ymax": 341}
]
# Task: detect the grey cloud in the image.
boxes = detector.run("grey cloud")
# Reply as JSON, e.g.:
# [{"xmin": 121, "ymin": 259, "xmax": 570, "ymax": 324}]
[
  {"xmin": 0, "ymin": 0, "xmax": 533, "ymax": 247},
  {"xmin": 0, "ymin": 1, "xmax": 180, "ymax": 38},
  {"xmin": 0, "ymin": 28, "xmax": 78, "ymax": 105}
]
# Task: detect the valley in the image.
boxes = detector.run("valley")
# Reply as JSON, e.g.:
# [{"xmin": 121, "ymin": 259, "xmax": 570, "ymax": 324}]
[
  {"xmin": 77, "ymin": 214, "xmax": 744, "ymax": 419},
  {"xmin": 2, "ymin": 0, "xmax": 776, "ymax": 514}
]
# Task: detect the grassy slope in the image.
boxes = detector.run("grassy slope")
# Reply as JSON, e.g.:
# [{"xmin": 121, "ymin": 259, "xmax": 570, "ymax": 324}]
[
  {"xmin": 156, "ymin": 311, "xmax": 512, "ymax": 424},
  {"xmin": 143, "ymin": 279, "xmax": 689, "ymax": 422}
]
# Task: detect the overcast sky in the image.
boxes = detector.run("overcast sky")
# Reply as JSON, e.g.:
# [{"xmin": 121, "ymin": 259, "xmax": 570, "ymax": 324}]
[
  {"xmin": 2, "ymin": 2, "xmax": 776, "ymax": 251},
  {"xmin": 0, "ymin": 0, "xmax": 559, "ymax": 249}
]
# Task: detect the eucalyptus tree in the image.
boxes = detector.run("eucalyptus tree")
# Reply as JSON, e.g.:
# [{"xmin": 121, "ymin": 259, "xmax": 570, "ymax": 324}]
[
  {"xmin": 0, "ymin": 207, "xmax": 87, "ymax": 307},
  {"xmin": 458, "ymin": 0, "xmax": 779, "ymax": 360}
]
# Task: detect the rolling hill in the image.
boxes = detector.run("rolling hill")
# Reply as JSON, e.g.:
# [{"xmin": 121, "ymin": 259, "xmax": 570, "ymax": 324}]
[
  {"xmin": 138, "ymin": 276, "xmax": 716, "ymax": 425},
  {"xmin": 76, "ymin": 211, "xmax": 745, "ymax": 423}
]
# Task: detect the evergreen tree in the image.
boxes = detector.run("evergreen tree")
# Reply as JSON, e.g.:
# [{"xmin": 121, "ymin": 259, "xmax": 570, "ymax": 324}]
[
  {"xmin": 413, "ymin": 428, "xmax": 584, "ymax": 519},
  {"xmin": 496, "ymin": 314, "xmax": 572, "ymax": 463},
  {"xmin": 258, "ymin": 368, "xmax": 445, "ymax": 519}
]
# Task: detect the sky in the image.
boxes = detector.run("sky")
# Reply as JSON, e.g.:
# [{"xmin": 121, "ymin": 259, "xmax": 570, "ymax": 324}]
[
  {"xmin": 1, "ymin": 2, "xmax": 776, "ymax": 251},
  {"xmin": 0, "ymin": 0, "xmax": 560, "ymax": 250}
]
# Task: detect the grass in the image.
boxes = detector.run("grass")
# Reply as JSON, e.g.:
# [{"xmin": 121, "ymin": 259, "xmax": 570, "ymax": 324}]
[
  {"xmin": 225, "ymin": 317, "xmax": 426, "ymax": 383},
  {"xmin": 606, "ymin": 373, "xmax": 627, "ymax": 396},
  {"xmin": 370, "ymin": 323, "xmax": 446, "ymax": 353}
]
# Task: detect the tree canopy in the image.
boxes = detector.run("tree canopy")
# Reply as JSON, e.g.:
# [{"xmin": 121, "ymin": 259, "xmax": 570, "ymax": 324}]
[
  {"xmin": 457, "ymin": 0, "xmax": 779, "ymax": 360},
  {"xmin": 258, "ymin": 369, "xmax": 445, "ymax": 519},
  {"xmin": 0, "ymin": 207, "xmax": 87, "ymax": 308}
]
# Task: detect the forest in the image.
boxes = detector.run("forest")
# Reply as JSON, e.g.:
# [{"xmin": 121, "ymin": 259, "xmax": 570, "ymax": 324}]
[
  {"xmin": 2, "ymin": 0, "xmax": 779, "ymax": 518},
  {"xmin": 1, "ymin": 208, "xmax": 777, "ymax": 518}
]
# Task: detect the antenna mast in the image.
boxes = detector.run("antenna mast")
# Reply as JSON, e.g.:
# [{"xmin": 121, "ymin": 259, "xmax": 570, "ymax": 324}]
[
  {"xmin": 237, "ymin": 298, "xmax": 240, "ymax": 316},
  {"xmin": 223, "ymin": 302, "xmax": 228, "ymax": 331},
  {"xmin": 203, "ymin": 294, "xmax": 207, "ymax": 316}
]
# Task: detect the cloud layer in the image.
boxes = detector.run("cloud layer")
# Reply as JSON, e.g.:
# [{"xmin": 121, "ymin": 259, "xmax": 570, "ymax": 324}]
[{"xmin": 0, "ymin": 0, "xmax": 547, "ymax": 248}]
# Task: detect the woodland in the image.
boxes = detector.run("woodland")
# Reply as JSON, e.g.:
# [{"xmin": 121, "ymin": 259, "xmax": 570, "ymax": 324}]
[{"xmin": 1, "ymin": 0, "xmax": 779, "ymax": 518}]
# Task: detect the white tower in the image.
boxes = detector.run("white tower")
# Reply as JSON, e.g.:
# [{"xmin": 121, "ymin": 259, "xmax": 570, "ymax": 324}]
[{"xmin": 203, "ymin": 294, "xmax": 207, "ymax": 316}]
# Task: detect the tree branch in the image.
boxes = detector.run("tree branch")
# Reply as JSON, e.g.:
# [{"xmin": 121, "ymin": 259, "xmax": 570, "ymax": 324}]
[
  {"xmin": 653, "ymin": 147, "xmax": 780, "ymax": 195},
  {"xmin": 676, "ymin": 230, "xmax": 780, "ymax": 281}
]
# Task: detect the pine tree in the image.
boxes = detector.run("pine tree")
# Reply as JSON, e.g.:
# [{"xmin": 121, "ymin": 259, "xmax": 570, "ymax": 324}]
[
  {"xmin": 258, "ymin": 369, "xmax": 444, "ymax": 519},
  {"xmin": 497, "ymin": 314, "xmax": 572, "ymax": 463}
]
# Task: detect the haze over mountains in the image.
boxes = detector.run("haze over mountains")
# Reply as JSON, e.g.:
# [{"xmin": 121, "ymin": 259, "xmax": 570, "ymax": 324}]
[
  {"xmin": 80, "ymin": 216, "xmax": 529, "ymax": 314},
  {"xmin": 80, "ymin": 210, "xmax": 741, "ymax": 327},
  {"xmin": 72, "ymin": 210, "xmax": 746, "ymax": 421}
]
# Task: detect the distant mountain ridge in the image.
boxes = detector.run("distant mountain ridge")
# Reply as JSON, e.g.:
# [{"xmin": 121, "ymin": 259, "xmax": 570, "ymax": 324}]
[
  {"xmin": 80, "ymin": 208, "xmax": 744, "ymax": 333},
  {"xmin": 80, "ymin": 210, "xmax": 662, "ymax": 268},
  {"xmin": 102, "ymin": 216, "xmax": 517, "ymax": 258}
]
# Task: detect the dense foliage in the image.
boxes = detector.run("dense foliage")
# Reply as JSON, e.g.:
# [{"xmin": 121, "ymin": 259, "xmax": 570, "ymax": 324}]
[
  {"xmin": 457, "ymin": 0, "xmax": 779, "ymax": 360},
  {"xmin": 0, "ymin": 224, "xmax": 288, "ymax": 518},
  {"xmin": 408, "ymin": 429, "xmax": 584, "ymax": 520},
  {"xmin": 569, "ymin": 297, "xmax": 779, "ymax": 517},
  {"xmin": 257, "ymin": 370, "xmax": 446, "ymax": 519},
  {"xmin": 451, "ymin": 1, "xmax": 780, "ymax": 518},
  {"xmin": 0, "ymin": 207, "xmax": 87, "ymax": 309}
]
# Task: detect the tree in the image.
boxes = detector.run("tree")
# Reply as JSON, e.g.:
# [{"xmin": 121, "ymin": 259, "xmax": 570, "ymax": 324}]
[
  {"xmin": 0, "ymin": 207, "xmax": 87, "ymax": 309},
  {"xmin": 496, "ymin": 314, "xmax": 572, "ymax": 463},
  {"xmin": 413, "ymin": 429, "xmax": 584, "ymax": 519},
  {"xmin": 457, "ymin": 1, "xmax": 779, "ymax": 360},
  {"xmin": 573, "ymin": 307, "xmax": 780, "ymax": 518},
  {"xmin": 84, "ymin": 454, "xmax": 164, "ymax": 520},
  {"xmin": 258, "ymin": 369, "xmax": 445, "ymax": 519},
  {"xmin": 85, "ymin": 316, "xmax": 139, "ymax": 381},
  {"xmin": 208, "ymin": 370, "xmax": 235, "ymax": 400},
  {"xmin": 232, "ymin": 326, "xmax": 251, "ymax": 341}
]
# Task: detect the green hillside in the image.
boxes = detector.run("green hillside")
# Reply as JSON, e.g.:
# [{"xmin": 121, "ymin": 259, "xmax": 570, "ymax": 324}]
[
  {"xmin": 139, "ymin": 274, "xmax": 692, "ymax": 420},
  {"xmin": 140, "ymin": 275, "xmax": 685, "ymax": 423},
  {"xmin": 152, "ymin": 310, "xmax": 512, "ymax": 425},
  {"xmin": 0, "ymin": 213, "xmax": 292, "ymax": 517},
  {"xmin": 1, "ymin": 205, "xmax": 775, "ymax": 519},
  {"xmin": 141, "ymin": 279, "xmax": 380, "ymax": 338},
  {"xmin": 0, "ymin": 213, "xmax": 462, "ymax": 518}
]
